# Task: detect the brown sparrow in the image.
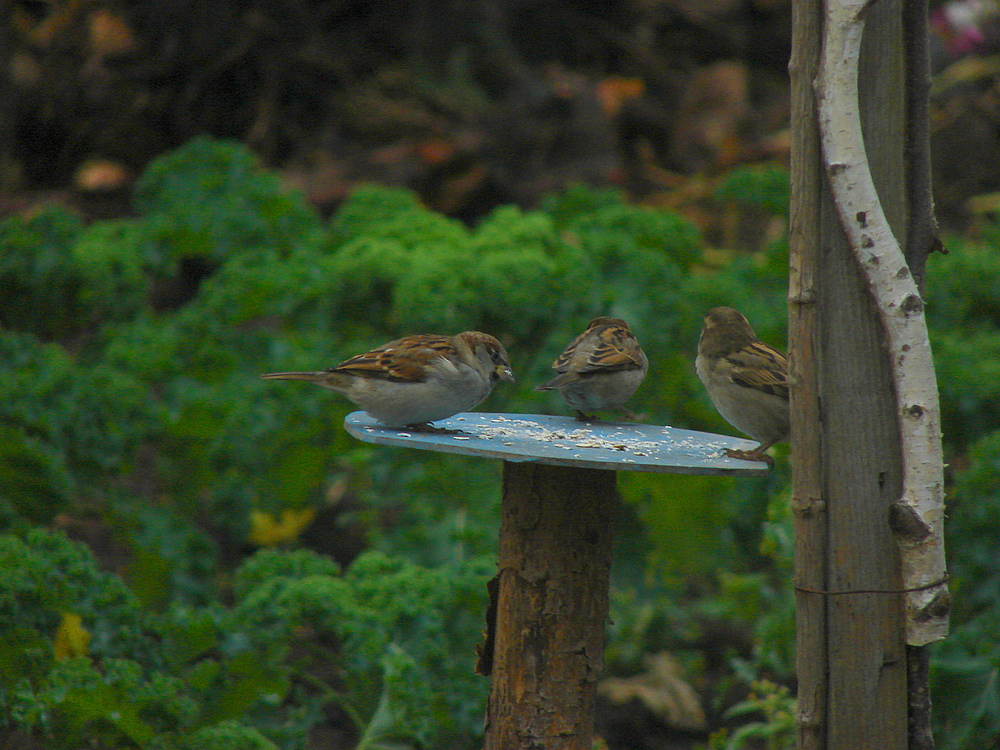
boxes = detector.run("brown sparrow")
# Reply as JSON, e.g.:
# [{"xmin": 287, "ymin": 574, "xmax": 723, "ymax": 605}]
[
  {"xmin": 262, "ymin": 331, "xmax": 514, "ymax": 428},
  {"xmin": 696, "ymin": 306, "xmax": 789, "ymax": 464},
  {"xmin": 535, "ymin": 317, "xmax": 648, "ymax": 421}
]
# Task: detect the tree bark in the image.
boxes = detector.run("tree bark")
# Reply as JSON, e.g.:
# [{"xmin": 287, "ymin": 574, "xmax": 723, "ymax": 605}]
[{"xmin": 483, "ymin": 462, "xmax": 617, "ymax": 750}]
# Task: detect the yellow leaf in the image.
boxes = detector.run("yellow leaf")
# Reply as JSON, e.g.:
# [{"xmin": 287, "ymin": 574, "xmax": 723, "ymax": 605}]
[
  {"xmin": 54, "ymin": 612, "xmax": 91, "ymax": 660},
  {"xmin": 249, "ymin": 507, "xmax": 317, "ymax": 547}
]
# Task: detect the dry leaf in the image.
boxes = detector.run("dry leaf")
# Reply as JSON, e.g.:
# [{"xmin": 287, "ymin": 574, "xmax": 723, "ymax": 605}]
[{"xmin": 598, "ymin": 652, "xmax": 706, "ymax": 732}]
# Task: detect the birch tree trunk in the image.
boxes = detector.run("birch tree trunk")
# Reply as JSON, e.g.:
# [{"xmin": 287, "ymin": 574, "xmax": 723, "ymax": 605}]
[
  {"xmin": 790, "ymin": 0, "xmax": 949, "ymax": 747},
  {"xmin": 815, "ymin": 0, "xmax": 949, "ymax": 649}
]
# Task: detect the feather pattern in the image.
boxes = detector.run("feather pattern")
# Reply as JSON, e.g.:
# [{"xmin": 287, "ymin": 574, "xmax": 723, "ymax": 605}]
[
  {"xmin": 551, "ymin": 317, "xmax": 646, "ymax": 375},
  {"xmin": 333, "ymin": 335, "xmax": 458, "ymax": 382},
  {"xmin": 725, "ymin": 341, "xmax": 789, "ymax": 400}
]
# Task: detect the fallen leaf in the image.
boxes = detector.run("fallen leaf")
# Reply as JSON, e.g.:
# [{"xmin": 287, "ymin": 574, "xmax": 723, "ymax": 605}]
[{"xmin": 249, "ymin": 507, "xmax": 317, "ymax": 547}]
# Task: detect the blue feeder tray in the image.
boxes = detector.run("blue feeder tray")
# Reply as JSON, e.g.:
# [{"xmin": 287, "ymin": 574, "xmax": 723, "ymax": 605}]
[{"xmin": 344, "ymin": 412, "xmax": 770, "ymax": 476}]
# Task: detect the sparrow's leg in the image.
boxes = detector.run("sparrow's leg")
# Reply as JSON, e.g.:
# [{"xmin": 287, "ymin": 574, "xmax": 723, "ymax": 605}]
[
  {"xmin": 616, "ymin": 408, "xmax": 646, "ymax": 423},
  {"xmin": 724, "ymin": 436, "xmax": 780, "ymax": 466},
  {"xmin": 573, "ymin": 411, "xmax": 600, "ymax": 422}
]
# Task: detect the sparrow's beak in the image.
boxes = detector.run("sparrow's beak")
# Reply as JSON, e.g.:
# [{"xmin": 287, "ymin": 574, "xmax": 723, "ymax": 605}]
[{"xmin": 497, "ymin": 365, "xmax": 515, "ymax": 383}]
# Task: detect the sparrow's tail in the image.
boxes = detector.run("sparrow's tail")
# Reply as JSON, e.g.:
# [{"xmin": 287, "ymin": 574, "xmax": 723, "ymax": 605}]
[
  {"xmin": 260, "ymin": 371, "xmax": 328, "ymax": 383},
  {"xmin": 534, "ymin": 372, "xmax": 575, "ymax": 391}
]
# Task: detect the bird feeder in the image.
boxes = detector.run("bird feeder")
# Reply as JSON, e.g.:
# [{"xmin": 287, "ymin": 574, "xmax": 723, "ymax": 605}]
[{"xmin": 345, "ymin": 411, "xmax": 768, "ymax": 749}]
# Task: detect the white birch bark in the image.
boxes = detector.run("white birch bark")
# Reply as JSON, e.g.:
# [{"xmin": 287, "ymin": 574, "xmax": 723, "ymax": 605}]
[{"xmin": 814, "ymin": 0, "xmax": 949, "ymax": 645}]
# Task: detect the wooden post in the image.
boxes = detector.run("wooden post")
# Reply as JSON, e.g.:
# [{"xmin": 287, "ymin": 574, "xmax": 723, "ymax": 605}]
[
  {"xmin": 483, "ymin": 462, "xmax": 617, "ymax": 750},
  {"xmin": 788, "ymin": 0, "xmax": 825, "ymax": 745}
]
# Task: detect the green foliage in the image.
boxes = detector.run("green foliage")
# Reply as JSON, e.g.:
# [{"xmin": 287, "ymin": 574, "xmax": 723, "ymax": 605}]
[
  {"xmin": 925, "ymin": 241, "xmax": 1000, "ymax": 451},
  {"xmin": 0, "ymin": 528, "xmax": 491, "ymax": 749},
  {"xmin": 932, "ymin": 627, "xmax": 1000, "ymax": 750},
  {"xmin": 0, "ymin": 206, "xmax": 85, "ymax": 339},
  {"xmin": 325, "ymin": 184, "xmax": 433, "ymax": 247},
  {"xmin": 0, "ymin": 529, "xmax": 155, "ymax": 664},
  {"xmin": 176, "ymin": 720, "xmax": 280, "ymax": 750},
  {"xmin": 947, "ymin": 431, "xmax": 1000, "ymax": 618},
  {"xmin": 920, "ymin": 236, "xmax": 1000, "ymax": 749},
  {"xmin": 928, "ymin": 430, "xmax": 1000, "ymax": 750},
  {"xmin": 714, "ymin": 165, "xmax": 791, "ymax": 217},
  {"xmin": 0, "ymin": 424, "xmax": 70, "ymax": 530},
  {"xmin": 622, "ymin": 473, "xmax": 739, "ymax": 578},
  {"xmin": 924, "ymin": 243, "xmax": 1000, "ymax": 749},
  {"xmin": 229, "ymin": 548, "xmax": 491, "ymax": 747},
  {"xmin": 0, "ymin": 530, "xmax": 188, "ymax": 746},
  {"xmin": 2, "ymin": 138, "xmax": 996, "ymax": 748},
  {"xmin": 117, "ymin": 504, "xmax": 220, "ymax": 610},
  {"xmin": 0, "ymin": 330, "xmax": 162, "ymax": 509},
  {"xmin": 319, "ymin": 194, "xmax": 590, "ymax": 339},
  {"xmin": 133, "ymin": 136, "xmax": 320, "ymax": 263},
  {"xmin": 0, "ymin": 207, "xmax": 164, "ymax": 341},
  {"xmin": 0, "ymin": 144, "xmax": 798, "ymax": 746},
  {"xmin": 707, "ymin": 679, "xmax": 796, "ymax": 750}
]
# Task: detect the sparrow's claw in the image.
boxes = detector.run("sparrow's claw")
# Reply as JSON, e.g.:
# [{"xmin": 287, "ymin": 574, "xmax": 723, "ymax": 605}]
[{"xmin": 724, "ymin": 447, "xmax": 774, "ymax": 467}]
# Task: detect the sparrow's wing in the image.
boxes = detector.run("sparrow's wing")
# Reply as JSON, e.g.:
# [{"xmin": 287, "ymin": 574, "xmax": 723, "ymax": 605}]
[
  {"xmin": 726, "ymin": 342, "xmax": 789, "ymax": 400},
  {"xmin": 549, "ymin": 329, "xmax": 591, "ymax": 374},
  {"xmin": 574, "ymin": 324, "xmax": 646, "ymax": 373},
  {"xmin": 333, "ymin": 335, "xmax": 457, "ymax": 382}
]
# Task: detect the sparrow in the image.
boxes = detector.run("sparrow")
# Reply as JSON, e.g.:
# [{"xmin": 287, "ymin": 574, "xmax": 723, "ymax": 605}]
[
  {"xmin": 262, "ymin": 331, "xmax": 514, "ymax": 428},
  {"xmin": 535, "ymin": 317, "xmax": 648, "ymax": 421},
  {"xmin": 695, "ymin": 306, "xmax": 789, "ymax": 465}
]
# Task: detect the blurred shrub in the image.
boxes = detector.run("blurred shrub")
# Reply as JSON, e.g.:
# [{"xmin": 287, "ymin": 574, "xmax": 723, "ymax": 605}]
[
  {"xmin": 709, "ymin": 679, "xmax": 797, "ymax": 750},
  {"xmin": 714, "ymin": 164, "xmax": 791, "ymax": 218},
  {"xmin": 929, "ymin": 430, "xmax": 1000, "ymax": 750},
  {"xmin": 0, "ymin": 207, "xmax": 160, "ymax": 340},
  {"xmin": 0, "ymin": 529, "xmax": 188, "ymax": 745},
  {"xmin": 230, "ymin": 548, "xmax": 491, "ymax": 747},
  {"xmin": 0, "ymin": 330, "xmax": 162, "ymax": 514},
  {"xmin": 132, "ymin": 136, "xmax": 321, "ymax": 264},
  {"xmin": 925, "ymin": 240, "xmax": 1000, "ymax": 452}
]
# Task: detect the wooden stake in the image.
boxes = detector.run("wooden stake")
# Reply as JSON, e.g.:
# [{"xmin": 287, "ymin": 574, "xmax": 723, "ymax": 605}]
[
  {"xmin": 789, "ymin": 0, "xmax": 826, "ymax": 744},
  {"xmin": 483, "ymin": 462, "xmax": 617, "ymax": 750}
]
